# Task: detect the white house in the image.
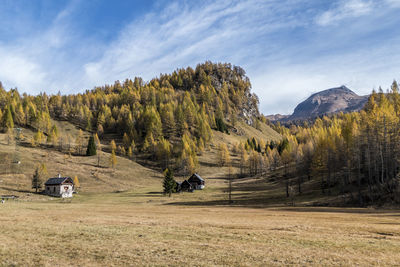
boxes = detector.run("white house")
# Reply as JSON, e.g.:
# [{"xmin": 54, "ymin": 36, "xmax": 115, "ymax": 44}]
[{"xmin": 44, "ymin": 175, "xmax": 74, "ymax": 198}]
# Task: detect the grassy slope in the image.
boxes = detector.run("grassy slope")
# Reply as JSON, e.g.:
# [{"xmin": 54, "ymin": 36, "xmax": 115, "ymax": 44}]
[
  {"xmin": 0, "ymin": 118, "xmax": 280, "ymax": 196},
  {"xmin": 0, "ymin": 121, "xmax": 163, "ymax": 199}
]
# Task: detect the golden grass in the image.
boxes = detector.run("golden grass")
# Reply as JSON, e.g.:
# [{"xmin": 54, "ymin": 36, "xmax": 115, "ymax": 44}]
[
  {"xmin": 0, "ymin": 192, "xmax": 399, "ymax": 266},
  {"xmin": 1, "ymin": 123, "xmax": 400, "ymax": 266},
  {"xmin": 0, "ymin": 132, "xmax": 162, "ymax": 199},
  {"xmin": 211, "ymin": 121, "xmax": 281, "ymax": 151}
]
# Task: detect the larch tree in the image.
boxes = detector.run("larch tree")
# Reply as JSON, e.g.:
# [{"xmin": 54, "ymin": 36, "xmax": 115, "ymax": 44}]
[
  {"xmin": 156, "ymin": 137, "xmax": 172, "ymax": 170},
  {"xmin": 73, "ymin": 175, "xmax": 80, "ymax": 190},
  {"xmin": 75, "ymin": 129, "xmax": 84, "ymax": 155},
  {"xmin": 239, "ymin": 144, "xmax": 249, "ymax": 177},
  {"xmin": 217, "ymin": 143, "xmax": 230, "ymax": 167},
  {"xmin": 2, "ymin": 106, "xmax": 14, "ymax": 131},
  {"xmin": 109, "ymin": 149, "xmax": 117, "ymax": 169},
  {"xmin": 122, "ymin": 132, "xmax": 130, "ymax": 149},
  {"xmin": 110, "ymin": 139, "xmax": 117, "ymax": 152},
  {"xmin": 94, "ymin": 133, "xmax": 101, "ymax": 166}
]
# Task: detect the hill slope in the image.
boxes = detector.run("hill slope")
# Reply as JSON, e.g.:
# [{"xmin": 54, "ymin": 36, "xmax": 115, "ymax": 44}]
[{"xmin": 0, "ymin": 61, "xmax": 281, "ymax": 178}]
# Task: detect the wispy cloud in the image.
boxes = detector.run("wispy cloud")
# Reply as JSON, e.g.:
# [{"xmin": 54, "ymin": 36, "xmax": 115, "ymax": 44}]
[
  {"xmin": 385, "ymin": 0, "xmax": 400, "ymax": 7},
  {"xmin": 0, "ymin": 0, "xmax": 400, "ymax": 114},
  {"xmin": 315, "ymin": 0, "xmax": 373, "ymax": 26},
  {"xmin": 83, "ymin": 0, "xmax": 303, "ymax": 86}
]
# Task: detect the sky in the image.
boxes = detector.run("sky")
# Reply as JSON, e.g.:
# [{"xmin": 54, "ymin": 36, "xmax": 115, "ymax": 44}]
[{"xmin": 1, "ymin": 0, "xmax": 400, "ymax": 115}]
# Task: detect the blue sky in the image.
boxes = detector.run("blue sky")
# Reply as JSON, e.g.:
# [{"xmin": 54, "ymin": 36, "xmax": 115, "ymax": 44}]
[{"xmin": 1, "ymin": 0, "xmax": 400, "ymax": 114}]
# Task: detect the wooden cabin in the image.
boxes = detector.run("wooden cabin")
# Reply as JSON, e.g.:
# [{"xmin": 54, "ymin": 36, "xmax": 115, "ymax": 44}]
[
  {"xmin": 44, "ymin": 175, "xmax": 74, "ymax": 198},
  {"xmin": 188, "ymin": 173, "xmax": 205, "ymax": 190},
  {"xmin": 175, "ymin": 181, "xmax": 182, "ymax": 192},
  {"xmin": 179, "ymin": 180, "xmax": 193, "ymax": 192}
]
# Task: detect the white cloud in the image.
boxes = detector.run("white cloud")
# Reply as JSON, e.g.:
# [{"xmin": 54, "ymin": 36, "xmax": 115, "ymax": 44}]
[
  {"xmin": 385, "ymin": 0, "xmax": 400, "ymax": 7},
  {"xmin": 1, "ymin": 0, "xmax": 400, "ymax": 116},
  {"xmin": 316, "ymin": 0, "xmax": 373, "ymax": 26},
  {"xmin": 82, "ymin": 0, "xmax": 302, "ymax": 87},
  {"xmin": 0, "ymin": 48, "xmax": 46, "ymax": 92}
]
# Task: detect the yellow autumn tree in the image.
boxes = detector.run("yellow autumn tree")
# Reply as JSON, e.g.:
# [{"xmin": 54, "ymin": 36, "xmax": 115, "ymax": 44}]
[
  {"xmin": 110, "ymin": 149, "xmax": 117, "ymax": 169},
  {"xmin": 73, "ymin": 175, "xmax": 80, "ymax": 189},
  {"xmin": 217, "ymin": 143, "xmax": 230, "ymax": 167}
]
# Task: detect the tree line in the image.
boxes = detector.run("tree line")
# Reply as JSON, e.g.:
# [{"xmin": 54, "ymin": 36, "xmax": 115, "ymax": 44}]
[{"xmin": 268, "ymin": 82, "xmax": 400, "ymax": 205}]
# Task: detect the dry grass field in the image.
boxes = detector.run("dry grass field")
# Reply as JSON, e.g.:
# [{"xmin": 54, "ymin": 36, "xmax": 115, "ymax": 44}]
[
  {"xmin": 1, "ymin": 125, "xmax": 400, "ymax": 266},
  {"xmin": 1, "ymin": 192, "xmax": 400, "ymax": 266}
]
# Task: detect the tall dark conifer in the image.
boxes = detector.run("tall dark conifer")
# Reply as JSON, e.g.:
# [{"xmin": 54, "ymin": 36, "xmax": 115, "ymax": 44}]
[
  {"xmin": 163, "ymin": 168, "xmax": 175, "ymax": 197},
  {"xmin": 32, "ymin": 167, "xmax": 42, "ymax": 193},
  {"xmin": 86, "ymin": 135, "xmax": 97, "ymax": 156}
]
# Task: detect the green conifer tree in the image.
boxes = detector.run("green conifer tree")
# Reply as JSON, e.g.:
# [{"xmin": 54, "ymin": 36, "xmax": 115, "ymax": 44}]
[
  {"xmin": 86, "ymin": 135, "xmax": 97, "ymax": 156},
  {"xmin": 163, "ymin": 168, "xmax": 175, "ymax": 197},
  {"xmin": 32, "ymin": 167, "xmax": 42, "ymax": 193}
]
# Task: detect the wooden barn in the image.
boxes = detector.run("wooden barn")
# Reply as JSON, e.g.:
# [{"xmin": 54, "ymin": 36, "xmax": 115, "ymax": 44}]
[
  {"xmin": 179, "ymin": 180, "xmax": 193, "ymax": 192},
  {"xmin": 44, "ymin": 175, "xmax": 74, "ymax": 198},
  {"xmin": 188, "ymin": 173, "xmax": 205, "ymax": 190}
]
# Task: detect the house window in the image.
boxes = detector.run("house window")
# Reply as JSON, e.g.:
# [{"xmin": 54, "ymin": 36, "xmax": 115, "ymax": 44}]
[
  {"xmin": 47, "ymin": 187, "xmax": 49, "ymax": 191},
  {"xmin": 53, "ymin": 187, "xmax": 55, "ymax": 192}
]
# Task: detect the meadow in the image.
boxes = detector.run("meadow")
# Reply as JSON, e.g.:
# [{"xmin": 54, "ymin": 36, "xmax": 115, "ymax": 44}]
[
  {"xmin": 1, "ymin": 125, "xmax": 400, "ymax": 266},
  {"xmin": 1, "ymin": 188, "xmax": 400, "ymax": 266}
]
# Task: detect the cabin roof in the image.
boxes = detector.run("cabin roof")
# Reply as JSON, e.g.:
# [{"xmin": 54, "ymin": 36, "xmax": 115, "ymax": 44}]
[
  {"xmin": 189, "ymin": 173, "xmax": 204, "ymax": 182},
  {"xmin": 45, "ymin": 177, "xmax": 73, "ymax": 186},
  {"xmin": 181, "ymin": 180, "xmax": 192, "ymax": 186}
]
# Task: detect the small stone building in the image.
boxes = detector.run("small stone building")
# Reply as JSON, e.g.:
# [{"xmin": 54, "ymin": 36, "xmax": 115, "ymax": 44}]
[{"xmin": 44, "ymin": 175, "xmax": 74, "ymax": 198}]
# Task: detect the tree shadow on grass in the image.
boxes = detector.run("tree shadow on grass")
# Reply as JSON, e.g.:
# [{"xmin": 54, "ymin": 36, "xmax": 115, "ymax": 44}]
[
  {"xmin": 165, "ymin": 197, "xmax": 400, "ymax": 214},
  {"xmin": 0, "ymin": 186, "xmax": 32, "ymax": 194},
  {"xmin": 198, "ymin": 161, "xmax": 220, "ymax": 168},
  {"xmin": 165, "ymin": 199, "xmax": 400, "ymax": 213}
]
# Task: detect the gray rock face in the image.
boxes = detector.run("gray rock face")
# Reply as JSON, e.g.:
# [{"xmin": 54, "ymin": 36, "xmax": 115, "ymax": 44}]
[{"xmin": 288, "ymin": 86, "xmax": 368, "ymax": 120}]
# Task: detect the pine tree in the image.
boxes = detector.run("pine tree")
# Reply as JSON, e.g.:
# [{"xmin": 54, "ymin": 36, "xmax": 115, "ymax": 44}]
[
  {"xmin": 86, "ymin": 135, "xmax": 97, "ymax": 156},
  {"xmin": 163, "ymin": 168, "xmax": 175, "ymax": 197},
  {"xmin": 32, "ymin": 167, "xmax": 42, "ymax": 193},
  {"xmin": 215, "ymin": 117, "xmax": 227, "ymax": 133}
]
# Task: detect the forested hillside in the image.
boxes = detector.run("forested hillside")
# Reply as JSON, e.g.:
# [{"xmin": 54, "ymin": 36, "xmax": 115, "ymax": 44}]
[
  {"xmin": 270, "ymin": 82, "xmax": 400, "ymax": 206},
  {"xmin": 0, "ymin": 62, "xmax": 271, "ymax": 175},
  {"xmin": 2, "ymin": 61, "xmax": 398, "ymax": 206}
]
